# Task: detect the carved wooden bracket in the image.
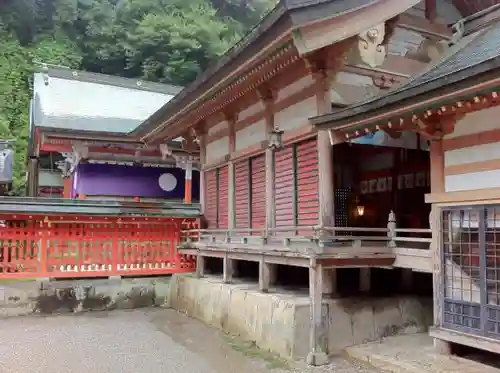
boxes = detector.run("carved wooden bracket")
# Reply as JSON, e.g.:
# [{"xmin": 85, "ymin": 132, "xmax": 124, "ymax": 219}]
[
  {"xmin": 256, "ymin": 85, "xmax": 276, "ymax": 103},
  {"xmin": 181, "ymin": 131, "xmax": 198, "ymax": 153},
  {"xmin": 304, "ymin": 59, "xmax": 334, "ymax": 93},
  {"xmin": 415, "ymin": 113, "xmax": 461, "ymax": 140},
  {"xmin": 347, "ymin": 16, "xmax": 399, "ymax": 68},
  {"xmin": 222, "ymin": 111, "xmax": 239, "ymax": 125}
]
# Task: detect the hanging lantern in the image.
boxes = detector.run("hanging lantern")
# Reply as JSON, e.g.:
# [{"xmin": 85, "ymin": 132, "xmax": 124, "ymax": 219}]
[
  {"xmin": 354, "ymin": 195, "xmax": 365, "ymax": 217},
  {"xmin": 268, "ymin": 126, "xmax": 284, "ymax": 150},
  {"xmin": 356, "ymin": 205, "xmax": 365, "ymax": 217}
]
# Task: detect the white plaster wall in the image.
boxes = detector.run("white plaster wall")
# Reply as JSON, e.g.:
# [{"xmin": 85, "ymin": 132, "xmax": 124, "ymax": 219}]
[
  {"xmin": 206, "ymin": 136, "xmax": 229, "ymax": 163},
  {"xmin": 235, "ymin": 120, "xmax": 266, "ymax": 152},
  {"xmin": 444, "ymin": 106, "xmax": 500, "ymax": 139},
  {"xmin": 276, "ymin": 75, "xmax": 314, "ymax": 102},
  {"xmin": 239, "ymin": 102, "xmax": 264, "ymax": 122},
  {"xmin": 274, "ymin": 96, "xmax": 317, "ymax": 132},
  {"xmin": 446, "ymin": 171, "xmax": 500, "ymax": 192},
  {"xmin": 445, "ymin": 143, "xmax": 500, "ymax": 167},
  {"xmin": 208, "ymin": 120, "xmax": 228, "ymax": 136},
  {"xmin": 443, "ymin": 107, "xmax": 500, "ymax": 192}
]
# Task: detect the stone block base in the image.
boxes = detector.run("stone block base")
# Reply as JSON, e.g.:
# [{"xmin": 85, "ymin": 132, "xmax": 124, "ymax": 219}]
[
  {"xmin": 168, "ymin": 275, "xmax": 433, "ymax": 361},
  {"xmin": 0, "ymin": 277, "xmax": 171, "ymax": 317}
]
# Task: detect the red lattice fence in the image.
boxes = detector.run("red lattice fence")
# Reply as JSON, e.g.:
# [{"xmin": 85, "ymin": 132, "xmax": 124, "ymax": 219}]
[{"xmin": 0, "ymin": 215, "xmax": 198, "ymax": 279}]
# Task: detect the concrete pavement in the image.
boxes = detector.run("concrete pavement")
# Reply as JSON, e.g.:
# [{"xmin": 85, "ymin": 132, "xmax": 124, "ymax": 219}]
[{"xmin": 0, "ymin": 308, "xmax": 381, "ymax": 373}]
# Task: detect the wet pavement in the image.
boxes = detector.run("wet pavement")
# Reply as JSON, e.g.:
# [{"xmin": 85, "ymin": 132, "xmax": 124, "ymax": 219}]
[{"xmin": 0, "ymin": 308, "xmax": 381, "ymax": 373}]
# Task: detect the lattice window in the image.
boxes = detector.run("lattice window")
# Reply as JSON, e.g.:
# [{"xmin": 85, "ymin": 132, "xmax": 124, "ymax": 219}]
[
  {"xmin": 440, "ymin": 205, "xmax": 500, "ymax": 340},
  {"xmin": 486, "ymin": 206, "xmax": 500, "ymax": 337},
  {"xmin": 442, "ymin": 208, "xmax": 481, "ymax": 331}
]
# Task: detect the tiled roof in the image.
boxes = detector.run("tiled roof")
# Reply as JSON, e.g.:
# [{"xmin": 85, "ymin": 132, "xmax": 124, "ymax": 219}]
[
  {"xmin": 397, "ymin": 24, "xmax": 500, "ymax": 91},
  {"xmin": 32, "ymin": 68, "xmax": 182, "ymax": 134},
  {"xmin": 311, "ymin": 20, "xmax": 500, "ymax": 127}
]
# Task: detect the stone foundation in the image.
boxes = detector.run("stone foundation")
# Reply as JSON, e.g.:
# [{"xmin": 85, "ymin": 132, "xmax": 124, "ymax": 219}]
[
  {"xmin": 0, "ymin": 277, "xmax": 171, "ymax": 317},
  {"xmin": 169, "ymin": 275, "xmax": 433, "ymax": 360}
]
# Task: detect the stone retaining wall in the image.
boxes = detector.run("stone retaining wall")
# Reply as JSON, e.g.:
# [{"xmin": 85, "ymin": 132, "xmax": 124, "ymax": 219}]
[
  {"xmin": 0, "ymin": 277, "xmax": 171, "ymax": 317},
  {"xmin": 169, "ymin": 275, "xmax": 433, "ymax": 360}
]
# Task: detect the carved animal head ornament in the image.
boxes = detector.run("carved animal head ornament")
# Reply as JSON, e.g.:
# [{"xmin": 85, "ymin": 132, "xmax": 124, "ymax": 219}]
[
  {"xmin": 346, "ymin": 16, "xmax": 399, "ymax": 69},
  {"xmin": 357, "ymin": 23, "xmax": 387, "ymax": 68}
]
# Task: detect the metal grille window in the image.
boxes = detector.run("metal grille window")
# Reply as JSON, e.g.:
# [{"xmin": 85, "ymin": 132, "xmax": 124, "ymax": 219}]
[{"xmin": 441, "ymin": 206, "xmax": 500, "ymax": 340}]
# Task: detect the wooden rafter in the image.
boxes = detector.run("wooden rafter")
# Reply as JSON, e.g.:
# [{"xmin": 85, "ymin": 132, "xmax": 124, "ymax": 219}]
[{"xmin": 337, "ymin": 90, "xmax": 500, "ymax": 143}]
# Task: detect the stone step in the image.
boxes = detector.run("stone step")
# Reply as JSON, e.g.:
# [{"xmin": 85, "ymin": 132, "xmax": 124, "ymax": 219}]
[{"xmin": 344, "ymin": 334, "xmax": 500, "ymax": 373}]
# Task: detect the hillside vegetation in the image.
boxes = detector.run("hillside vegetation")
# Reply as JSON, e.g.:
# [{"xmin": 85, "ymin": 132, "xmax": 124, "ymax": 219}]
[{"xmin": 0, "ymin": 0, "xmax": 274, "ymax": 194}]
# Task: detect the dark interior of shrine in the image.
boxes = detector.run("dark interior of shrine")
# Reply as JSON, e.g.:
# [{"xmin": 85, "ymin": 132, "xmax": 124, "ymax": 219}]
[
  {"xmin": 204, "ymin": 138, "xmax": 433, "ymax": 296},
  {"xmin": 203, "ymin": 259, "xmax": 433, "ymax": 297},
  {"xmin": 333, "ymin": 142, "xmax": 431, "ymax": 231},
  {"xmin": 38, "ymin": 151, "xmax": 65, "ymax": 197}
]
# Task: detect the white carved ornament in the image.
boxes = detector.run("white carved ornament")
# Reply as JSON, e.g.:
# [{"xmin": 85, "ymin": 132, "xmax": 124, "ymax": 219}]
[
  {"xmin": 349, "ymin": 23, "xmax": 387, "ymax": 68},
  {"xmin": 58, "ymin": 142, "xmax": 89, "ymax": 176},
  {"xmin": 159, "ymin": 144, "xmax": 172, "ymax": 160}
]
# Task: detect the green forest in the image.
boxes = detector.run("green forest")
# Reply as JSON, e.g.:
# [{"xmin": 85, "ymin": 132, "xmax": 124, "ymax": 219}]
[{"xmin": 0, "ymin": 0, "xmax": 274, "ymax": 194}]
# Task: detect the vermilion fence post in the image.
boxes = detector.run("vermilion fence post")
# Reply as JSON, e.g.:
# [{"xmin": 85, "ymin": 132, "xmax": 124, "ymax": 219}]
[
  {"xmin": 39, "ymin": 220, "xmax": 48, "ymax": 277},
  {"xmin": 111, "ymin": 221, "xmax": 120, "ymax": 276}
]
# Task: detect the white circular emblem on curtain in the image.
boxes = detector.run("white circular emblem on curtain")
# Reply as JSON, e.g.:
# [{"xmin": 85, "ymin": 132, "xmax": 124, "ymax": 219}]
[{"xmin": 158, "ymin": 173, "xmax": 177, "ymax": 192}]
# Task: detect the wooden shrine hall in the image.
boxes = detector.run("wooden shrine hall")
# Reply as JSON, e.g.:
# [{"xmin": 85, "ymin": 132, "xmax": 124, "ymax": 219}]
[
  {"xmin": 28, "ymin": 66, "xmax": 200, "ymax": 202},
  {"xmin": 312, "ymin": 3, "xmax": 500, "ymax": 363},
  {"xmin": 123, "ymin": 0, "xmax": 480, "ymax": 365}
]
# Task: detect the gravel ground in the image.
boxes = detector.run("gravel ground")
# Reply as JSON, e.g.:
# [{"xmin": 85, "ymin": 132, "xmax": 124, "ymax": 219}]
[{"xmin": 0, "ymin": 308, "xmax": 382, "ymax": 373}]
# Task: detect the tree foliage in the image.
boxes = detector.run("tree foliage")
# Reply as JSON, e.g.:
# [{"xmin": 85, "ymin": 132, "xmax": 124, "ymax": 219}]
[{"xmin": 0, "ymin": 0, "xmax": 275, "ymax": 194}]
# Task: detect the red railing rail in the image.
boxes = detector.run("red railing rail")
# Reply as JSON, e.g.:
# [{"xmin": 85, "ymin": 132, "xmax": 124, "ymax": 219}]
[{"xmin": 0, "ymin": 215, "xmax": 199, "ymax": 279}]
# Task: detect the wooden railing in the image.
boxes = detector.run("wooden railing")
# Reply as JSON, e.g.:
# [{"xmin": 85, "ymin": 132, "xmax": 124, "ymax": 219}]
[
  {"xmin": 182, "ymin": 212, "xmax": 432, "ymax": 255},
  {"xmin": 0, "ymin": 215, "xmax": 199, "ymax": 279}
]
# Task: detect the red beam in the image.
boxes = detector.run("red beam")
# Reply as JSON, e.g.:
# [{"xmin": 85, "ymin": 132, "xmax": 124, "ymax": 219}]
[{"xmin": 39, "ymin": 143, "xmax": 163, "ymax": 157}]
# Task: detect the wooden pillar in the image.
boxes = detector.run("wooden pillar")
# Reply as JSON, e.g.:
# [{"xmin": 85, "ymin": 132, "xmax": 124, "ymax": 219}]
[
  {"xmin": 63, "ymin": 175, "xmax": 73, "ymax": 199},
  {"xmin": 258, "ymin": 88, "xmax": 276, "ymax": 235},
  {"xmin": 401, "ymin": 268, "xmax": 413, "ymax": 292},
  {"xmin": 27, "ymin": 157, "xmax": 39, "ymax": 197},
  {"xmin": 425, "ymin": 0, "xmax": 437, "ymax": 21},
  {"xmin": 313, "ymin": 70, "xmax": 335, "ymax": 228},
  {"xmin": 359, "ymin": 267, "xmax": 371, "ymax": 292},
  {"xmin": 196, "ymin": 255, "xmax": 205, "ymax": 278},
  {"xmin": 223, "ymin": 254, "xmax": 235, "ymax": 283},
  {"xmin": 199, "ymin": 133, "xmax": 207, "ymax": 214},
  {"xmin": 322, "ymin": 268, "xmax": 337, "ymax": 297},
  {"xmin": 265, "ymin": 149, "xmax": 275, "ymax": 233},
  {"xmin": 306, "ymin": 263, "xmax": 328, "ymax": 366},
  {"xmin": 227, "ymin": 114, "xmax": 237, "ymax": 230},
  {"xmin": 430, "ymin": 140, "xmax": 444, "ymax": 193},
  {"xmin": 183, "ymin": 160, "xmax": 193, "ymax": 203},
  {"xmin": 259, "ymin": 257, "xmax": 277, "ymax": 292},
  {"xmin": 429, "ymin": 138, "xmax": 448, "ymax": 353}
]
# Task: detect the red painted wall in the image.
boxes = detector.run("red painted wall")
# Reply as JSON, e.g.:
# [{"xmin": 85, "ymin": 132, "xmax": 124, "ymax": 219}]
[
  {"xmin": 204, "ymin": 169, "xmax": 218, "ymax": 228},
  {"xmin": 234, "ymin": 160, "xmax": 250, "ymax": 229},
  {"xmin": 250, "ymin": 154, "xmax": 266, "ymax": 233},
  {"xmin": 217, "ymin": 166, "xmax": 229, "ymax": 229},
  {"xmin": 274, "ymin": 145, "xmax": 295, "ymax": 230},
  {"xmin": 296, "ymin": 139, "xmax": 319, "ymax": 227}
]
